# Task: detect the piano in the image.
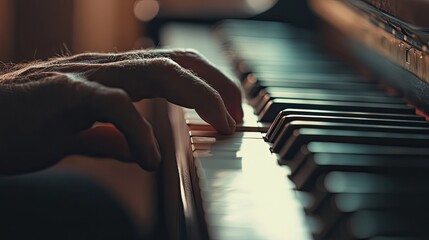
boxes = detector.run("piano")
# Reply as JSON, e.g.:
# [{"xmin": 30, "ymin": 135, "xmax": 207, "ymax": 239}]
[{"xmin": 149, "ymin": 0, "xmax": 429, "ymax": 239}]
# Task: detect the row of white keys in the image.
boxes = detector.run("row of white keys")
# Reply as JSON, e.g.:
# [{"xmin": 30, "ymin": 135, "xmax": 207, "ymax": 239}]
[{"xmin": 190, "ymin": 126, "xmax": 312, "ymax": 240}]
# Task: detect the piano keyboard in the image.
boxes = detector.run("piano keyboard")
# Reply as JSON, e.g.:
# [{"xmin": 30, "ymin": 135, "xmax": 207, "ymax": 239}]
[{"xmin": 162, "ymin": 20, "xmax": 429, "ymax": 240}]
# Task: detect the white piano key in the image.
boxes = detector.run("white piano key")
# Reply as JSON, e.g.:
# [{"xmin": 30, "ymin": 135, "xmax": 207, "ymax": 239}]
[
  {"xmin": 191, "ymin": 132, "xmax": 311, "ymax": 239},
  {"xmin": 206, "ymin": 213, "xmax": 254, "ymax": 228},
  {"xmin": 190, "ymin": 130, "xmax": 263, "ymax": 139},
  {"xmin": 196, "ymin": 158, "xmax": 242, "ymax": 170},
  {"xmin": 200, "ymin": 175, "xmax": 246, "ymax": 189},
  {"xmin": 201, "ymin": 188, "xmax": 251, "ymax": 203},
  {"xmin": 193, "ymin": 150, "xmax": 242, "ymax": 159},
  {"xmin": 191, "ymin": 136, "xmax": 263, "ymax": 145},
  {"xmin": 203, "ymin": 201, "xmax": 254, "ymax": 215},
  {"xmin": 198, "ymin": 169, "xmax": 243, "ymax": 181},
  {"xmin": 209, "ymin": 226, "xmax": 268, "ymax": 240},
  {"xmin": 184, "ymin": 104, "xmax": 269, "ymax": 132},
  {"xmin": 192, "ymin": 138, "xmax": 269, "ymax": 150},
  {"xmin": 191, "ymin": 136, "xmax": 217, "ymax": 144}
]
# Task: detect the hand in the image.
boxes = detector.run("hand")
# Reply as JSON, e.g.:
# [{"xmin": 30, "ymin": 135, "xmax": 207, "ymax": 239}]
[{"xmin": 0, "ymin": 49, "xmax": 243, "ymax": 174}]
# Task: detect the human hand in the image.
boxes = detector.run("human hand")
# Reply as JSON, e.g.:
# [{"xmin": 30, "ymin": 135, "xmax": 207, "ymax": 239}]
[{"xmin": 0, "ymin": 49, "xmax": 243, "ymax": 174}]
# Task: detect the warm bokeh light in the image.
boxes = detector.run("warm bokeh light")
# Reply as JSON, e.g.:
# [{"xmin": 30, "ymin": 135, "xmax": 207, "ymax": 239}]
[{"xmin": 134, "ymin": 0, "xmax": 160, "ymax": 22}]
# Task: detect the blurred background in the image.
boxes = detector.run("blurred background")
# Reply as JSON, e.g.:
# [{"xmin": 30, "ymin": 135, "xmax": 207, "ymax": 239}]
[{"xmin": 0, "ymin": 0, "xmax": 279, "ymax": 63}]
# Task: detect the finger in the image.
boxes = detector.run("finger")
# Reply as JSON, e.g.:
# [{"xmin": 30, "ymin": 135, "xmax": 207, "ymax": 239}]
[
  {"xmin": 88, "ymin": 58, "xmax": 236, "ymax": 134},
  {"xmin": 83, "ymin": 84, "xmax": 161, "ymax": 170},
  {"xmin": 152, "ymin": 58, "xmax": 237, "ymax": 134},
  {"xmin": 168, "ymin": 50, "xmax": 244, "ymax": 123}
]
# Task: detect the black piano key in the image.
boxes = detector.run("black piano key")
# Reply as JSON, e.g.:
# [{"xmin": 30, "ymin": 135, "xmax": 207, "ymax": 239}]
[
  {"xmin": 253, "ymin": 72, "xmax": 364, "ymax": 82},
  {"xmin": 255, "ymin": 92, "xmax": 405, "ymax": 115},
  {"xmin": 327, "ymin": 210, "xmax": 429, "ymax": 240},
  {"xmin": 310, "ymin": 171, "xmax": 429, "ymax": 240},
  {"xmin": 236, "ymin": 59, "xmax": 348, "ymax": 77},
  {"xmin": 247, "ymin": 62, "xmax": 351, "ymax": 74},
  {"xmin": 332, "ymin": 193, "xmax": 429, "ymax": 212},
  {"xmin": 245, "ymin": 80, "xmax": 381, "ymax": 98},
  {"xmin": 246, "ymin": 76, "xmax": 368, "ymax": 90},
  {"xmin": 311, "ymin": 192, "xmax": 429, "ymax": 240},
  {"xmin": 239, "ymin": 64, "xmax": 355, "ymax": 78},
  {"xmin": 301, "ymin": 170, "xmax": 429, "ymax": 223},
  {"xmin": 367, "ymin": 237, "xmax": 424, "ymax": 240},
  {"xmin": 221, "ymin": 25, "xmax": 297, "ymax": 39},
  {"xmin": 320, "ymin": 170, "xmax": 429, "ymax": 194},
  {"xmin": 268, "ymin": 115, "xmax": 429, "ymax": 145},
  {"xmin": 308, "ymin": 171, "xmax": 429, "ymax": 217},
  {"xmin": 241, "ymin": 72, "xmax": 383, "ymax": 96},
  {"xmin": 303, "ymin": 141, "xmax": 429, "ymax": 155},
  {"xmin": 287, "ymin": 142, "xmax": 429, "ymax": 176},
  {"xmin": 278, "ymin": 128, "xmax": 429, "ymax": 161},
  {"xmin": 273, "ymin": 109, "xmax": 424, "ymax": 120},
  {"xmin": 251, "ymin": 66, "xmax": 357, "ymax": 77},
  {"xmin": 286, "ymin": 142, "xmax": 429, "ymax": 176},
  {"xmin": 264, "ymin": 109, "xmax": 425, "ymax": 142},
  {"xmin": 290, "ymin": 153, "xmax": 429, "ymax": 191},
  {"xmin": 258, "ymin": 87, "xmax": 390, "ymax": 97},
  {"xmin": 232, "ymin": 50, "xmax": 334, "ymax": 62},
  {"xmin": 251, "ymin": 78, "xmax": 375, "ymax": 86},
  {"xmin": 271, "ymin": 120, "xmax": 429, "ymax": 153},
  {"xmin": 251, "ymin": 86, "xmax": 391, "ymax": 102},
  {"xmin": 231, "ymin": 51, "xmax": 320, "ymax": 61},
  {"xmin": 258, "ymin": 99, "xmax": 415, "ymax": 122}
]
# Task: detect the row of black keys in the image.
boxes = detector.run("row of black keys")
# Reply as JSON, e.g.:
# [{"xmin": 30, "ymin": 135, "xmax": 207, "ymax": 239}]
[
  {"xmin": 264, "ymin": 109, "xmax": 429, "ymax": 239},
  {"xmin": 221, "ymin": 21, "xmax": 429, "ymax": 239}
]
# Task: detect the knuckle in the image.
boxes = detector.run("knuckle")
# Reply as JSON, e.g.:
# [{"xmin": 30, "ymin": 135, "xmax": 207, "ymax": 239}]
[
  {"xmin": 167, "ymin": 48, "xmax": 203, "ymax": 63},
  {"xmin": 182, "ymin": 48, "xmax": 200, "ymax": 57},
  {"xmin": 178, "ymin": 48, "xmax": 204, "ymax": 61},
  {"xmin": 149, "ymin": 57, "xmax": 178, "ymax": 69},
  {"xmin": 35, "ymin": 73, "xmax": 73, "ymax": 90},
  {"xmin": 43, "ymin": 75, "xmax": 92, "ymax": 103},
  {"xmin": 146, "ymin": 57, "xmax": 182, "ymax": 82}
]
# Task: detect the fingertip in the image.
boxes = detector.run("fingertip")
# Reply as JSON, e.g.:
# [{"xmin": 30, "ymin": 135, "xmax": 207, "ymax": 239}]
[
  {"xmin": 227, "ymin": 112, "xmax": 237, "ymax": 133},
  {"xmin": 234, "ymin": 106, "xmax": 244, "ymax": 124},
  {"xmin": 215, "ymin": 111, "xmax": 236, "ymax": 135},
  {"xmin": 223, "ymin": 89, "xmax": 243, "ymax": 124}
]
